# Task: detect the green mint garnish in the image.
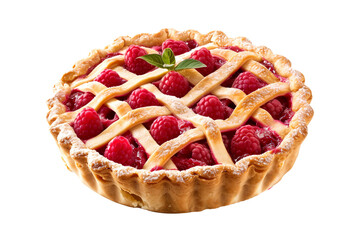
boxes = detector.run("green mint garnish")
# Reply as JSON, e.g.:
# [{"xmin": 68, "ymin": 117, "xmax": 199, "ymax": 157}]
[{"xmin": 138, "ymin": 48, "xmax": 206, "ymax": 71}]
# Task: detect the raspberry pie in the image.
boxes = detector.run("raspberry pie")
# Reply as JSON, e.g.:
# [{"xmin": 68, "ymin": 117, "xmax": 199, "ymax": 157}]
[{"xmin": 47, "ymin": 29, "xmax": 313, "ymax": 212}]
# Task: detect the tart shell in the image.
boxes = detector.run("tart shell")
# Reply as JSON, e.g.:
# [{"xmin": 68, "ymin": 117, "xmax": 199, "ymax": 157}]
[{"xmin": 47, "ymin": 29, "xmax": 313, "ymax": 213}]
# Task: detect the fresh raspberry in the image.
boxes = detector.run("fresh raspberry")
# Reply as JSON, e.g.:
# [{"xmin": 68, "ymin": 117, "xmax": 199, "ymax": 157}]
[
  {"xmin": 232, "ymin": 71, "xmax": 266, "ymax": 94},
  {"xmin": 262, "ymin": 59, "xmax": 276, "ymax": 74},
  {"xmin": 262, "ymin": 99, "xmax": 284, "ymax": 119},
  {"xmin": 64, "ymin": 90, "xmax": 94, "ymax": 111},
  {"xmin": 254, "ymin": 127, "xmax": 281, "ymax": 152},
  {"xmin": 159, "ymin": 71, "xmax": 190, "ymax": 98},
  {"xmin": 194, "ymin": 95, "xmax": 225, "ymax": 120},
  {"xmin": 162, "ymin": 39, "xmax": 190, "ymax": 55},
  {"xmin": 172, "ymin": 156, "xmax": 206, "ymax": 171},
  {"xmin": 231, "ymin": 125, "xmax": 261, "ymax": 161},
  {"xmin": 94, "ymin": 69, "xmax": 126, "ymax": 87},
  {"xmin": 221, "ymin": 46, "xmax": 244, "ymax": 52},
  {"xmin": 185, "ymin": 40, "xmax": 198, "ymax": 49},
  {"xmin": 74, "ymin": 92, "xmax": 95, "ymax": 110},
  {"xmin": 127, "ymin": 88, "xmax": 160, "ymax": 109},
  {"xmin": 73, "ymin": 107, "xmax": 103, "ymax": 140},
  {"xmin": 190, "ymin": 47, "xmax": 214, "ymax": 76},
  {"xmin": 124, "ymin": 45, "xmax": 154, "ymax": 75},
  {"xmin": 213, "ymin": 56, "xmax": 226, "ymax": 70},
  {"xmin": 150, "ymin": 116, "xmax": 180, "ymax": 145},
  {"xmin": 104, "ymin": 136, "xmax": 134, "ymax": 166},
  {"xmin": 178, "ymin": 119, "xmax": 194, "ymax": 134},
  {"xmin": 97, "ymin": 106, "xmax": 119, "ymax": 128},
  {"xmin": 189, "ymin": 143, "xmax": 213, "ymax": 165}
]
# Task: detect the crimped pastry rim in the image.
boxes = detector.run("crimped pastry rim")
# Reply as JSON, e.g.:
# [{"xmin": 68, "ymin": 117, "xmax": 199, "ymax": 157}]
[{"xmin": 47, "ymin": 28, "xmax": 313, "ymax": 211}]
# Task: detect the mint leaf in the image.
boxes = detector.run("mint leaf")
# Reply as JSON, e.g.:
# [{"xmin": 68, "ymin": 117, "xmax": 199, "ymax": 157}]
[
  {"xmin": 162, "ymin": 48, "xmax": 175, "ymax": 65},
  {"xmin": 175, "ymin": 59, "xmax": 206, "ymax": 71},
  {"xmin": 138, "ymin": 54, "xmax": 164, "ymax": 68}
]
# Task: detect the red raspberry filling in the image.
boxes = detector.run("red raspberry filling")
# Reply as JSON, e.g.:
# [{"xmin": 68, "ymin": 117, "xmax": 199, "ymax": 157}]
[
  {"xmin": 97, "ymin": 106, "xmax": 119, "ymax": 128},
  {"xmin": 261, "ymin": 59, "xmax": 276, "ymax": 74},
  {"xmin": 185, "ymin": 40, "xmax": 198, "ymax": 49},
  {"xmin": 221, "ymin": 46, "xmax": 244, "ymax": 52}
]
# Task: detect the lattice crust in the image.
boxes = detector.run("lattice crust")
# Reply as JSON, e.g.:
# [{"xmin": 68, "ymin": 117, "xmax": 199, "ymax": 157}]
[{"xmin": 47, "ymin": 29, "xmax": 313, "ymax": 212}]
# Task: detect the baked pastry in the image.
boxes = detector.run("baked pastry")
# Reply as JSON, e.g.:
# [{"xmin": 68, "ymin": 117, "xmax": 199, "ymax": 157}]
[{"xmin": 47, "ymin": 29, "xmax": 313, "ymax": 212}]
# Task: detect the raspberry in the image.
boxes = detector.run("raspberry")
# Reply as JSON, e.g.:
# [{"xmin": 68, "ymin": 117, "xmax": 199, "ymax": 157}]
[
  {"xmin": 162, "ymin": 39, "xmax": 190, "ymax": 55},
  {"xmin": 190, "ymin": 47, "xmax": 214, "ymax": 76},
  {"xmin": 232, "ymin": 71, "xmax": 266, "ymax": 94},
  {"xmin": 124, "ymin": 45, "xmax": 154, "ymax": 75},
  {"xmin": 262, "ymin": 59, "xmax": 276, "ymax": 74},
  {"xmin": 159, "ymin": 71, "xmax": 190, "ymax": 98},
  {"xmin": 94, "ymin": 69, "xmax": 126, "ymax": 87},
  {"xmin": 127, "ymin": 88, "xmax": 160, "ymax": 109},
  {"xmin": 73, "ymin": 107, "xmax": 103, "ymax": 140},
  {"xmin": 254, "ymin": 127, "xmax": 281, "ymax": 152},
  {"xmin": 262, "ymin": 99, "xmax": 284, "ymax": 119},
  {"xmin": 221, "ymin": 46, "xmax": 244, "ymax": 52},
  {"xmin": 150, "ymin": 116, "xmax": 180, "ymax": 145},
  {"xmin": 74, "ymin": 92, "xmax": 95, "ymax": 110},
  {"xmin": 172, "ymin": 156, "xmax": 206, "ymax": 170},
  {"xmin": 189, "ymin": 143, "xmax": 213, "ymax": 165},
  {"xmin": 213, "ymin": 56, "xmax": 226, "ymax": 70},
  {"xmin": 194, "ymin": 95, "xmax": 225, "ymax": 120},
  {"xmin": 64, "ymin": 90, "xmax": 94, "ymax": 111},
  {"xmin": 104, "ymin": 136, "xmax": 134, "ymax": 166},
  {"xmin": 231, "ymin": 125, "xmax": 261, "ymax": 161},
  {"xmin": 185, "ymin": 40, "xmax": 198, "ymax": 49},
  {"xmin": 178, "ymin": 119, "xmax": 194, "ymax": 134}
]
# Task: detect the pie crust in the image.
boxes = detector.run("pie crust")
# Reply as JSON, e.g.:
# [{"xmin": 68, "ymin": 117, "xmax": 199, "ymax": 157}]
[{"xmin": 47, "ymin": 29, "xmax": 313, "ymax": 212}]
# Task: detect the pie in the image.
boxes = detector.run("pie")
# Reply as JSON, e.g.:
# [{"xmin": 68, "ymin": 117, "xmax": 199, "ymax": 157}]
[{"xmin": 47, "ymin": 29, "xmax": 313, "ymax": 212}]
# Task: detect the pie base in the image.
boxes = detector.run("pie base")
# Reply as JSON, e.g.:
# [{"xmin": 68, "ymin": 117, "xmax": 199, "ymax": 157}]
[{"xmin": 47, "ymin": 29, "xmax": 313, "ymax": 213}]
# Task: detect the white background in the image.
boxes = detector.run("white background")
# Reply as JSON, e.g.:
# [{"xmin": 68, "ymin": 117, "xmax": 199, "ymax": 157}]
[{"xmin": 1, "ymin": 0, "xmax": 359, "ymax": 239}]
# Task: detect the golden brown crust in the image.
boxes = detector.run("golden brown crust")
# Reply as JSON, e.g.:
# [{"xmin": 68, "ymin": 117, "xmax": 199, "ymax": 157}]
[{"xmin": 47, "ymin": 28, "xmax": 313, "ymax": 212}]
